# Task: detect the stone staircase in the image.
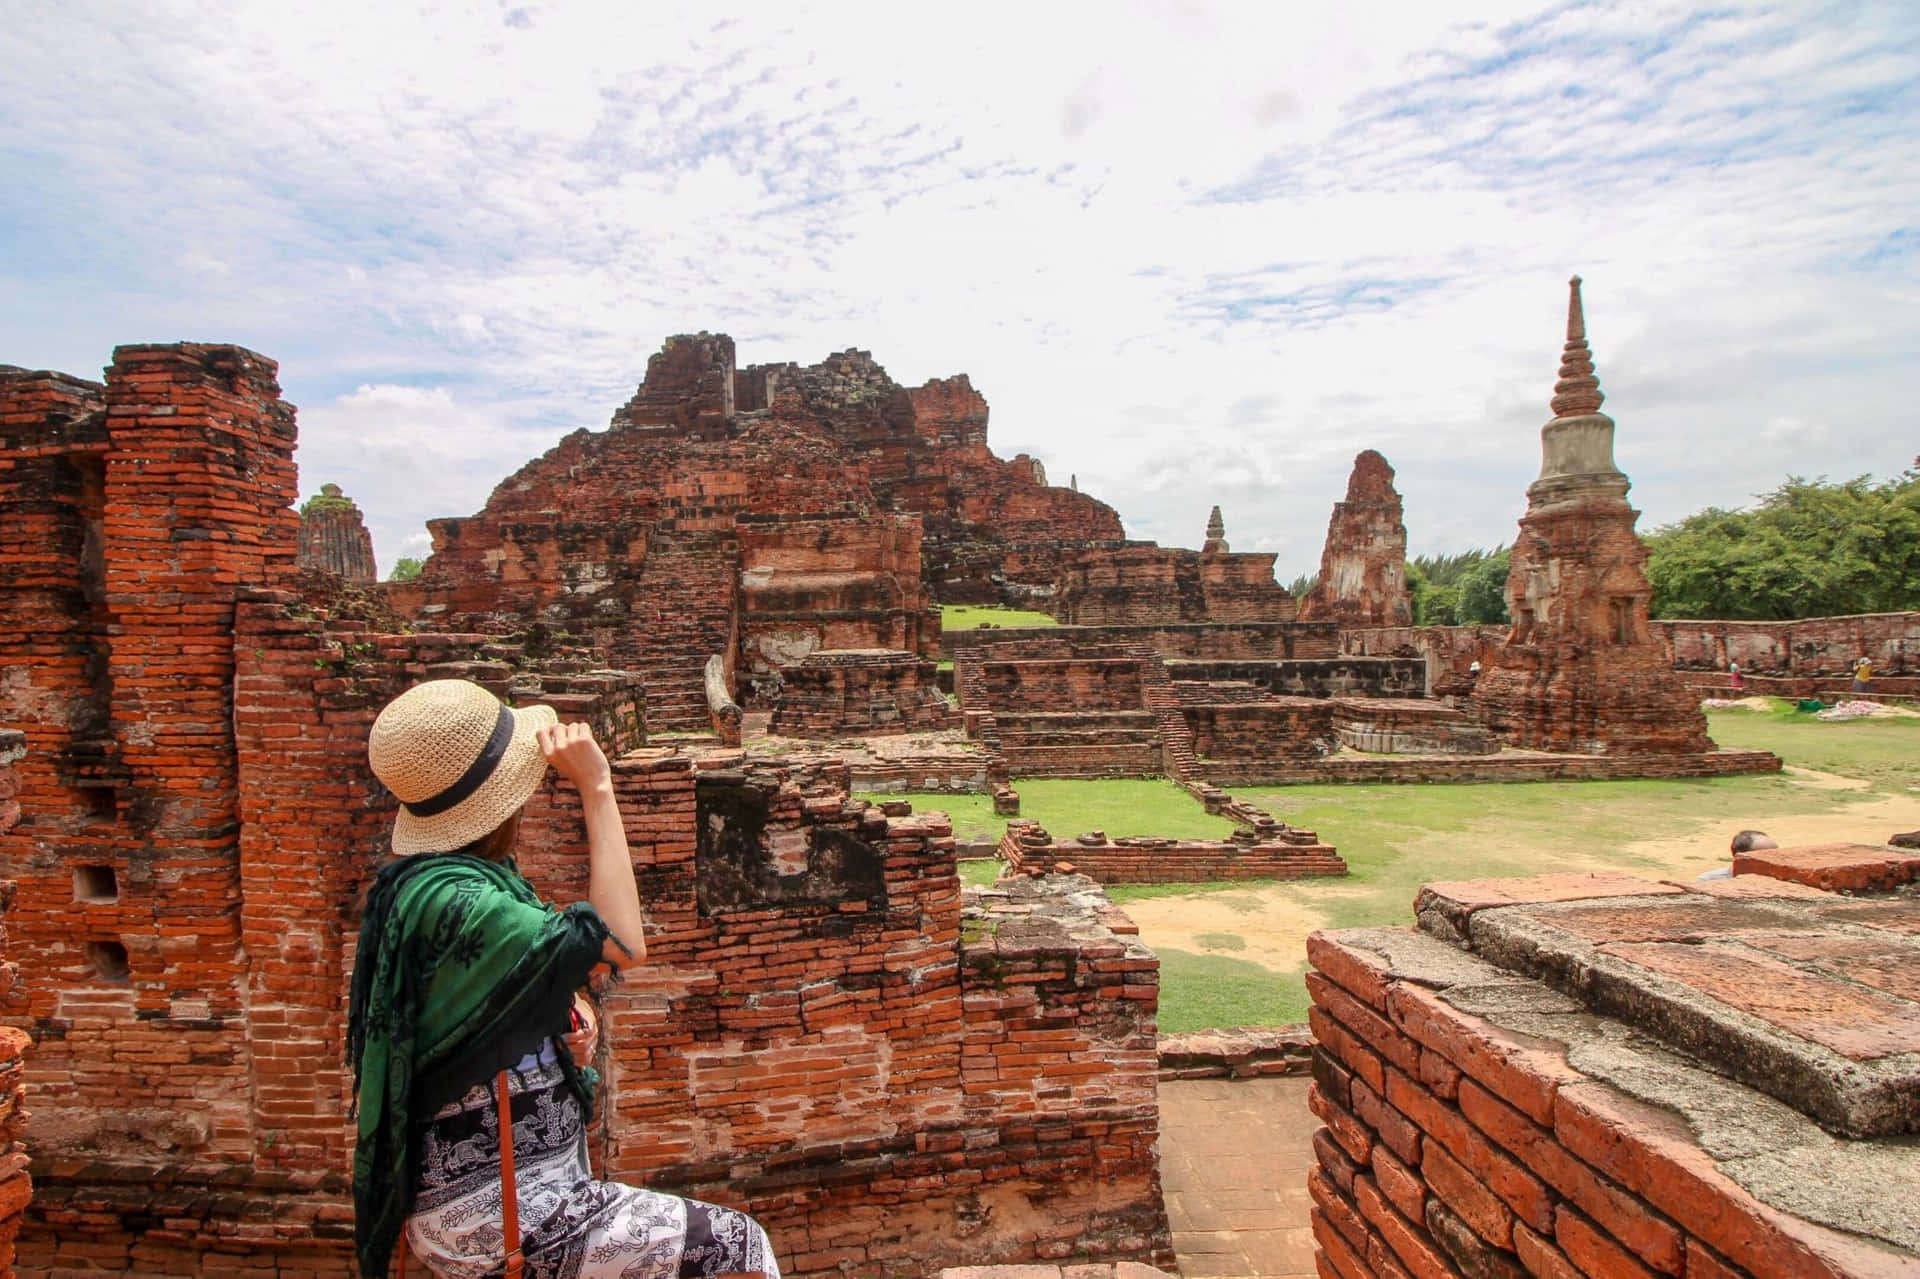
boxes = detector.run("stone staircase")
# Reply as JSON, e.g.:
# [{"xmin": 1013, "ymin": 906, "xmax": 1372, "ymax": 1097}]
[{"xmin": 1130, "ymin": 642, "xmax": 1199, "ymax": 782}]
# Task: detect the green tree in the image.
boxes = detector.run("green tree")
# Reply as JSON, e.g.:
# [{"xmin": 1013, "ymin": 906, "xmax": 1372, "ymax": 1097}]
[
  {"xmin": 1455, "ymin": 549, "xmax": 1511, "ymax": 625},
  {"xmin": 388, "ymin": 557, "xmax": 424, "ymax": 582},
  {"xmin": 1645, "ymin": 464, "xmax": 1920, "ymax": 619}
]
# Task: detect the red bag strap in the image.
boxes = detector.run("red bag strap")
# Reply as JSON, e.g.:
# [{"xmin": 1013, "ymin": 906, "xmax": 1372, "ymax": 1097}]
[{"xmin": 497, "ymin": 1069, "xmax": 524, "ymax": 1279}]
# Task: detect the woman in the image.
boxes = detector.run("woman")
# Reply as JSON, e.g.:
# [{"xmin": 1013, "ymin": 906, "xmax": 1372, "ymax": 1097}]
[{"xmin": 350, "ymin": 679, "xmax": 781, "ymax": 1279}]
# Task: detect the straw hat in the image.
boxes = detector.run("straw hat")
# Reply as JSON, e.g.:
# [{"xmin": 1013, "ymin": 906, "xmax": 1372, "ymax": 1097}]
[{"xmin": 368, "ymin": 680, "xmax": 558, "ymax": 855}]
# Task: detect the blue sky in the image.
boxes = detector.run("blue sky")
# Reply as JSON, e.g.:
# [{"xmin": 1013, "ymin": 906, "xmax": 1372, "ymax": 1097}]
[{"xmin": 4, "ymin": 1, "xmax": 1915, "ymax": 576}]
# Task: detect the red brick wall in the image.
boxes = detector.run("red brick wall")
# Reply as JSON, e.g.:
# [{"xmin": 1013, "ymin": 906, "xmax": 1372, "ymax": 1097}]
[
  {"xmin": 1306, "ymin": 913, "xmax": 1910, "ymax": 1278},
  {"xmin": 1657, "ymin": 613, "xmax": 1919, "ymax": 675},
  {"xmin": 999, "ymin": 820, "xmax": 1347, "ymax": 884},
  {"xmin": 1182, "ymin": 700, "xmax": 1335, "ymax": 763},
  {"xmin": 1054, "ymin": 543, "xmax": 1296, "ymax": 626},
  {"xmin": 944, "ymin": 623, "xmax": 1340, "ymax": 661},
  {"xmin": 769, "ymin": 650, "xmax": 959, "ymax": 738}
]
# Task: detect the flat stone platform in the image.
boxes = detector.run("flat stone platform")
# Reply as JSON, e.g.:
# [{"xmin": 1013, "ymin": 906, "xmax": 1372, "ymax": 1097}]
[{"xmin": 1416, "ymin": 868, "xmax": 1920, "ymax": 1138}]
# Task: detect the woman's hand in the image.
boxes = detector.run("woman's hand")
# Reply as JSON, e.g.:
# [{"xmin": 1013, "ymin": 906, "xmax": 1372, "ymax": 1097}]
[
  {"xmin": 564, "ymin": 993, "xmax": 598, "ymax": 1064},
  {"xmin": 538, "ymin": 720, "xmax": 612, "ymax": 793}
]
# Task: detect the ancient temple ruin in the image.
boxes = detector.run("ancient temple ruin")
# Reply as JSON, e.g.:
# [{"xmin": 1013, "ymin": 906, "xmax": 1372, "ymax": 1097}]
[
  {"xmin": 1297, "ymin": 450, "xmax": 1413, "ymax": 629},
  {"xmin": 1473, "ymin": 278, "xmax": 1714, "ymax": 754},
  {"xmin": 296, "ymin": 483, "xmax": 378, "ymax": 583},
  {"xmin": 0, "ymin": 344, "xmax": 1172, "ymax": 1277}
]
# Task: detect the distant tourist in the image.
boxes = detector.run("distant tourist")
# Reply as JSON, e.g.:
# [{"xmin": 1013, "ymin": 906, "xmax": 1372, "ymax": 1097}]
[
  {"xmin": 1699, "ymin": 829, "xmax": 1777, "ymax": 880},
  {"xmin": 1729, "ymin": 660, "xmax": 1742, "ymax": 691},
  {"xmin": 1468, "ymin": 659, "xmax": 1482, "ymax": 678},
  {"xmin": 1852, "ymin": 656, "xmax": 1874, "ymax": 693}
]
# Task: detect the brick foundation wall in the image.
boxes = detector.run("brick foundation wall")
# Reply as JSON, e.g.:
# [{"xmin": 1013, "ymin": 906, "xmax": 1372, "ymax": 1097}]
[
  {"xmin": 1053, "ymin": 542, "xmax": 1296, "ymax": 626},
  {"xmin": 1183, "ymin": 700, "xmax": 1335, "ymax": 763},
  {"xmin": 1332, "ymin": 698, "xmax": 1495, "ymax": 755},
  {"xmin": 1657, "ymin": 613, "xmax": 1920, "ymax": 675},
  {"xmin": 1305, "ymin": 873, "xmax": 1917, "ymax": 1278},
  {"xmin": 944, "ymin": 622, "xmax": 1340, "ymax": 661},
  {"xmin": 998, "ymin": 820, "xmax": 1347, "ymax": 884},
  {"xmin": 1208, "ymin": 748, "xmax": 1781, "ymax": 787},
  {"xmin": 769, "ymin": 649, "xmax": 959, "ymax": 738},
  {"xmin": 1165, "ymin": 657, "xmax": 1428, "ymax": 699}
]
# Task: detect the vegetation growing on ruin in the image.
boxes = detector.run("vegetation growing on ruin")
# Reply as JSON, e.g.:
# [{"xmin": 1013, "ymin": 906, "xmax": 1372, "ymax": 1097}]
[
  {"xmin": 298, "ymin": 483, "xmax": 358, "ymax": 517},
  {"xmin": 1644, "ymin": 465, "xmax": 1920, "ymax": 619},
  {"xmin": 937, "ymin": 603, "xmax": 1058, "ymax": 630}
]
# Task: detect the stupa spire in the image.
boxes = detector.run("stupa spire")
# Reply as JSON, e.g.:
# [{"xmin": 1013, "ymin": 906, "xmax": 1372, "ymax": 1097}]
[
  {"xmin": 1549, "ymin": 274, "xmax": 1605, "ymax": 418},
  {"xmin": 1202, "ymin": 505, "xmax": 1228, "ymax": 554}
]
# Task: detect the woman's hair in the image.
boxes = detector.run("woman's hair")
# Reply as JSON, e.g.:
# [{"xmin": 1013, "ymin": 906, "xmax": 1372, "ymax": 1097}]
[{"xmin": 456, "ymin": 811, "xmax": 523, "ymax": 862}]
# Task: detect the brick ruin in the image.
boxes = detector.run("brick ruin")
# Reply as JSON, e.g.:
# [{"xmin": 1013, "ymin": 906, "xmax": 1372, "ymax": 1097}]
[
  {"xmin": 1307, "ymin": 858, "xmax": 1920, "ymax": 1279},
  {"xmin": 297, "ymin": 482, "xmax": 378, "ymax": 583},
  {"xmin": 0, "ymin": 344, "xmax": 1173, "ymax": 1278},
  {"xmin": 0, "ymin": 732, "xmax": 26, "ymax": 1273},
  {"xmin": 768, "ymin": 649, "xmax": 959, "ymax": 739},
  {"xmin": 998, "ymin": 818, "xmax": 1346, "ymax": 886},
  {"xmin": 1297, "ymin": 450, "xmax": 1413, "ymax": 629},
  {"xmin": 1472, "ymin": 279, "xmax": 1714, "ymax": 754},
  {"xmin": 389, "ymin": 333, "xmax": 1120, "ymax": 732},
  {"xmin": 1052, "ymin": 509, "xmax": 1296, "ymax": 626}
]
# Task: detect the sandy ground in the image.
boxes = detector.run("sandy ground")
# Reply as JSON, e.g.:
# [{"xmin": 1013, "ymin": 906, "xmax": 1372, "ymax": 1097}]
[{"xmin": 1121, "ymin": 763, "xmax": 1920, "ymax": 970}]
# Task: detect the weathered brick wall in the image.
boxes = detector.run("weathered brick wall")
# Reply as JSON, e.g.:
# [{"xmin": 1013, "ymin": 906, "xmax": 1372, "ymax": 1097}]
[
  {"xmin": 1306, "ymin": 872, "xmax": 1919, "ymax": 1279},
  {"xmin": 1182, "ymin": 700, "xmax": 1336, "ymax": 763},
  {"xmin": 998, "ymin": 820, "xmax": 1347, "ymax": 884},
  {"xmin": 1, "ymin": 344, "xmax": 298, "ymax": 1190},
  {"xmin": 737, "ymin": 511, "xmax": 934, "ymax": 687},
  {"xmin": 1298, "ymin": 450, "xmax": 1414, "ymax": 628},
  {"xmin": 769, "ymin": 649, "xmax": 959, "ymax": 738},
  {"xmin": 1332, "ymin": 698, "xmax": 1495, "ymax": 755},
  {"xmin": 1339, "ymin": 625, "xmax": 1504, "ymax": 698},
  {"xmin": 1210, "ymin": 748, "xmax": 1780, "ymax": 787},
  {"xmin": 1165, "ymin": 657, "xmax": 1428, "ymax": 700},
  {"xmin": 1657, "ymin": 612, "xmax": 1920, "ymax": 675},
  {"xmin": 944, "ymin": 622, "xmax": 1339, "ymax": 661},
  {"xmin": 1053, "ymin": 542, "xmax": 1296, "ymax": 625}
]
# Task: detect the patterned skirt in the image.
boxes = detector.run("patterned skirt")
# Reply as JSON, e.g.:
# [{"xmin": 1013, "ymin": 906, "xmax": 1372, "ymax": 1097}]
[{"xmin": 406, "ymin": 1042, "xmax": 781, "ymax": 1279}]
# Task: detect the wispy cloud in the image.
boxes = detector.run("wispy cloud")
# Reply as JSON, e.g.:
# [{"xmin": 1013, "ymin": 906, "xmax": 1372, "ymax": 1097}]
[{"xmin": 3, "ymin": 0, "xmax": 1914, "ymax": 575}]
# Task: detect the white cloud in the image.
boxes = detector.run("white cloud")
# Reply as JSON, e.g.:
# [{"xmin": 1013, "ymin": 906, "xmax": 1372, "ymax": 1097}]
[{"xmin": 2, "ymin": 0, "xmax": 1915, "ymax": 583}]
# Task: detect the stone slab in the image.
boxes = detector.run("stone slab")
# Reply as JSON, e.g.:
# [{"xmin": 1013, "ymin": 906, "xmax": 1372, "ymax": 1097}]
[
  {"xmin": 1455, "ymin": 891, "xmax": 1920, "ymax": 1137},
  {"xmin": 1734, "ymin": 842, "xmax": 1920, "ymax": 894}
]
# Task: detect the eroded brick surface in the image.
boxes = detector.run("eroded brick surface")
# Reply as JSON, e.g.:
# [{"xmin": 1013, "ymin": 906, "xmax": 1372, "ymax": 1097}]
[
  {"xmin": 1298, "ymin": 451, "xmax": 1413, "ymax": 629},
  {"xmin": 1308, "ymin": 893, "xmax": 1920, "ymax": 1278}
]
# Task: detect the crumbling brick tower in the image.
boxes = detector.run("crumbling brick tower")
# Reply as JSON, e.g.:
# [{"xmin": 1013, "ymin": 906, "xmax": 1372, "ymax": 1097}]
[
  {"xmin": 0, "ymin": 346, "xmax": 305, "ymax": 1227},
  {"xmin": 1473, "ymin": 279, "xmax": 1712, "ymax": 754},
  {"xmin": 1297, "ymin": 450, "xmax": 1414, "ymax": 629},
  {"xmin": 297, "ymin": 482, "xmax": 378, "ymax": 582}
]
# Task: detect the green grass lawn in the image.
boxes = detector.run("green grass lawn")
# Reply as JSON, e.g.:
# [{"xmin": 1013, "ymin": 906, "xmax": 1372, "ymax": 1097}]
[
  {"xmin": 1703, "ymin": 699, "xmax": 1920, "ymax": 791},
  {"xmin": 957, "ymin": 859, "xmax": 1003, "ymax": 889},
  {"xmin": 1112, "ymin": 704, "xmax": 1920, "ymax": 1032},
  {"xmin": 938, "ymin": 603, "xmax": 1058, "ymax": 630}
]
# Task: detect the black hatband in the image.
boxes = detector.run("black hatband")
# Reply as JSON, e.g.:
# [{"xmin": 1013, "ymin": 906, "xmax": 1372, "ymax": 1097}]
[{"xmin": 404, "ymin": 703, "xmax": 515, "ymax": 818}]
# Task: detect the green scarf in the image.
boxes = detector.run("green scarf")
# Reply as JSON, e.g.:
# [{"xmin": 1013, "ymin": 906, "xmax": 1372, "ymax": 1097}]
[{"xmin": 347, "ymin": 853, "xmax": 611, "ymax": 1279}]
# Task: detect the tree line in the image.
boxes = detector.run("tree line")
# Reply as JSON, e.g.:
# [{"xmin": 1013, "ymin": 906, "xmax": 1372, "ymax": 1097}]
[{"xmin": 1293, "ymin": 463, "xmax": 1920, "ymax": 625}]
